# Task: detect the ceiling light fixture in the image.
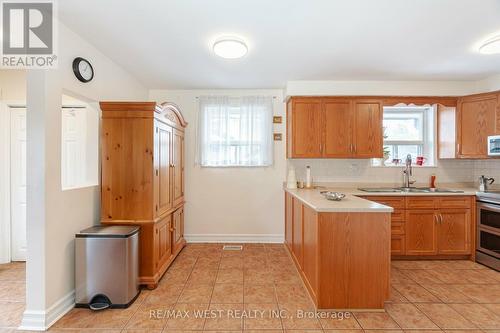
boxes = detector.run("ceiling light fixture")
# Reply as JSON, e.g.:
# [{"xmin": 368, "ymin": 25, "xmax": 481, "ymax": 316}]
[
  {"xmin": 479, "ymin": 35, "xmax": 500, "ymax": 54},
  {"xmin": 213, "ymin": 37, "xmax": 248, "ymax": 59}
]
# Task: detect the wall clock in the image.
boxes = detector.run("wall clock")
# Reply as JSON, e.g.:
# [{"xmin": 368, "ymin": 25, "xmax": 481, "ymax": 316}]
[{"xmin": 72, "ymin": 57, "xmax": 94, "ymax": 83}]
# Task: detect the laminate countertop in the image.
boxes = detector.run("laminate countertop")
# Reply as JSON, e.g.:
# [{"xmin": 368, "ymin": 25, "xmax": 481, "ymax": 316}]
[{"xmin": 284, "ymin": 185, "xmax": 478, "ymax": 213}]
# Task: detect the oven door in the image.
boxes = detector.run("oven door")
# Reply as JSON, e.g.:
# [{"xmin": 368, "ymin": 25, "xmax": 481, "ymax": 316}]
[{"xmin": 477, "ymin": 201, "xmax": 500, "ymax": 259}]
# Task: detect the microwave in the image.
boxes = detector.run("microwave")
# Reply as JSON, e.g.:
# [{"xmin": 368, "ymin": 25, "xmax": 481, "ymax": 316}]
[{"xmin": 488, "ymin": 135, "xmax": 500, "ymax": 156}]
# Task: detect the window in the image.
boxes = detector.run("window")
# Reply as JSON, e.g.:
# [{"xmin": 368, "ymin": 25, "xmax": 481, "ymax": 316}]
[
  {"xmin": 377, "ymin": 106, "xmax": 435, "ymax": 166},
  {"xmin": 197, "ymin": 96, "xmax": 273, "ymax": 167},
  {"xmin": 61, "ymin": 96, "xmax": 99, "ymax": 190}
]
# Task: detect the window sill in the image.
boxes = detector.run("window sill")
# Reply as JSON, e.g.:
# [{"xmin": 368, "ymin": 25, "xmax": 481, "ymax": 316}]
[
  {"xmin": 371, "ymin": 165, "xmax": 437, "ymax": 168},
  {"xmin": 62, "ymin": 183, "xmax": 99, "ymax": 191}
]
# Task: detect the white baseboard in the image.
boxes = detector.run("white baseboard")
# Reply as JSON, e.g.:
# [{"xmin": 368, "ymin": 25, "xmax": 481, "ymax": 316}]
[
  {"xmin": 185, "ymin": 234, "xmax": 284, "ymax": 243},
  {"xmin": 19, "ymin": 290, "xmax": 75, "ymax": 331}
]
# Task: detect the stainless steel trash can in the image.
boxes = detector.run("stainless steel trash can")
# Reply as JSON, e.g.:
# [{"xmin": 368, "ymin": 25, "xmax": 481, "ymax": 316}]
[{"xmin": 75, "ymin": 225, "xmax": 140, "ymax": 310}]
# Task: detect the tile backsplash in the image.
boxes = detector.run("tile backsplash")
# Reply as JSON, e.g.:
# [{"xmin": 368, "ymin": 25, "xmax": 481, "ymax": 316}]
[{"xmin": 287, "ymin": 158, "xmax": 500, "ymax": 187}]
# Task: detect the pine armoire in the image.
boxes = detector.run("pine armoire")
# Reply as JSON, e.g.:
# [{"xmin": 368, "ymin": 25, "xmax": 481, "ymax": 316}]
[{"xmin": 99, "ymin": 101, "xmax": 187, "ymax": 289}]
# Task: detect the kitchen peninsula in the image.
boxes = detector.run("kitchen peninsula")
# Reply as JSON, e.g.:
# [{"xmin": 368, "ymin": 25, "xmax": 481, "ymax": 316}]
[{"xmin": 284, "ymin": 187, "xmax": 393, "ymax": 310}]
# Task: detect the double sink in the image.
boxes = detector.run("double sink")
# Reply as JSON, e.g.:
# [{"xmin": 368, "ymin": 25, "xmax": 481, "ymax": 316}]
[{"xmin": 358, "ymin": 187, "xmax": 464, "ymax": 193}]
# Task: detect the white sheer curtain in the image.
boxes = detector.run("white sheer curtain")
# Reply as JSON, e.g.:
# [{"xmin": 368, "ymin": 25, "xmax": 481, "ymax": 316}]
[{"xmin": 196, "ymin": 96, "xmax": 273, "ymax": 167}]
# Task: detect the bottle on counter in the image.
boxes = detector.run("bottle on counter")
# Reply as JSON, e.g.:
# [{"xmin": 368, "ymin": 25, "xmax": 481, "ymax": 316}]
[
  {"xmin": 430, "ymin": 174, "xmax": 436, "ymax": 189},
  {"xmin": 305, "ymin": 166, "xmax": 312, "ymax": 188}
]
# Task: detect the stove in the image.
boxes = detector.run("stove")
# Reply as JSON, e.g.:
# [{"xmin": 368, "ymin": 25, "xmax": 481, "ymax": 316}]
[{"xmin": 476, "ymin": 191, "xmax": 500, "ymax": 271}]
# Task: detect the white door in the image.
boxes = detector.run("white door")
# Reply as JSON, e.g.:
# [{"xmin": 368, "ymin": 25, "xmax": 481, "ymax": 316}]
[
  {"xmin": 10, "ymin": 107, "xmax": 27, "ymax": 261},
  {"xmin": 61, "ymin": 107, "xmax": 87, "ymax": 189}
]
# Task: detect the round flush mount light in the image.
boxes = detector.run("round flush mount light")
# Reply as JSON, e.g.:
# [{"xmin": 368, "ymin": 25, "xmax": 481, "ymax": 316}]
[
  {"xmin": 213, "ymin": 37, "xmax": 248, "ymax": 59},
  {"xmin": 479, "ymin": 35, "xmax": 500, "ymax": 54}
]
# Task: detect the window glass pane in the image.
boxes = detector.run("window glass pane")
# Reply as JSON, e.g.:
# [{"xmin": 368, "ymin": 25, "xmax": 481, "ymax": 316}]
[
  {"xmin": 383, "ymin": 112, "xmax": 423, "ymax": 141},
  {"xmin": 384, "ymin": 144, "xmax": 423, "ymax": 165}
]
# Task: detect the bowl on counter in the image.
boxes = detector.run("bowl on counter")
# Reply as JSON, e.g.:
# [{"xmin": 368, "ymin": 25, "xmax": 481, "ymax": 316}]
[{"xmin": 320, "ymin": 191, "xmax": 346, "ymax": 201}]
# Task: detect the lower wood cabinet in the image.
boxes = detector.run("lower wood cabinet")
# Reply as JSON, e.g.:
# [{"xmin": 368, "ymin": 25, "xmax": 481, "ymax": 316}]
[
  {"xmin": 437, "ymin": 209, "xmax": 471, "ymax": 255},
  {"xmin": 361, "ymin": 195, "xmax": 474, "ymax": 257},
  {"xmin": 285, "ymin": 192, "xmax": 293, "ymax": 250},
  {"xmin": 292, "ymin": 198, "xmax": 303, "ymax": 267},
  {"xmin": 405, "ymin": 210, "xmax": 438, "ymax": 255}
]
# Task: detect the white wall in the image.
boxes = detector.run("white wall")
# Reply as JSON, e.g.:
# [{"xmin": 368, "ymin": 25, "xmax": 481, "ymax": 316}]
[
  {"xmin": 149, "ymin": 89, "xmax": 286, "ymax": 242},
  {"xmin": 22, "ymin": 22, "xmax": 147, "ymax": 330},
  {"xmin": 285, "ymin": 80, "xmax": 477, "ymax": 97}
]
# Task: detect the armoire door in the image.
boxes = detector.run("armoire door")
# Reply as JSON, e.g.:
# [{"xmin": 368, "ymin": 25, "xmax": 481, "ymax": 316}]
[
  {"xmin": 172, "ymin": 129, "xmax": 184, "ymax": 207},
  {"xmin": 172, "ymin": 206, "xmax": 184, "ymax": 253},
  {"xmin": 155, "ymin": 121, "xmax": 173, "ymax": 216},
  {"xmin": 155, "ymin": 215, "xmax": 172, "ymax": 270}
]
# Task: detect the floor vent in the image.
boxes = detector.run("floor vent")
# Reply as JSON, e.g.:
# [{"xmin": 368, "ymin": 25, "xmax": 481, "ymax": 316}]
[{"xmin": 222, "ymin": 245, "xmax": 243, "ymax": 251}]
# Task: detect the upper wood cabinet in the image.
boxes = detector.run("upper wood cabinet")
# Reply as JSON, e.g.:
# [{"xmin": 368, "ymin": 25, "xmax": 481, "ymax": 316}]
[
  {"xmin": 352, "ymin": 100, "xmax": 383, "ymax": 158},
  {"xmin": 438, "ymin": 91, "xmax": 500, "ymax": 159},
  {"xmin": 287, "ymin": 97, "xmax": 383, "ymax": 158},
  {"xmin": 287, "ymin": 98, "xmax": 323, "ymax": 157},
  {"xmin": 458, "ymin": 93, "xmax": 498, "ymax": 158}
]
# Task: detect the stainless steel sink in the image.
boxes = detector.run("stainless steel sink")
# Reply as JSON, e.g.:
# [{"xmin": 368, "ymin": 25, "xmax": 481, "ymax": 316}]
[
  {"xmin": 358, "ymin": 187, "xmax": 464, "ymax": 193},
  {"xmin": 357, "ymin": 187, "xmax": 400, "ymax": 193}
]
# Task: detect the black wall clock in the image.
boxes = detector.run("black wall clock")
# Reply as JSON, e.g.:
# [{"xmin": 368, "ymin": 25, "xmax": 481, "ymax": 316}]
[{"xmin": 72, "ymin": 57, "xmax": 94, "ymax": 83}]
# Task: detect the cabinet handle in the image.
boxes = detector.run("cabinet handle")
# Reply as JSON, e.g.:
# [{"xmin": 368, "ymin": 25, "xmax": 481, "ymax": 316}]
[
  {"xmin": 439, "ymin": 214, "xmax": 443, "ymax": 224},
  {"xmin": 434, "ymin": 214, "xmax": 439, "ymax": 224}
]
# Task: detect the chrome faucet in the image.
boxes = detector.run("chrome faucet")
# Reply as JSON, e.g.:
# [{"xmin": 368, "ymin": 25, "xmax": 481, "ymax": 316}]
[{"xmin": 402, "ymin": 154, "xmax": 415, "ymax": 188}]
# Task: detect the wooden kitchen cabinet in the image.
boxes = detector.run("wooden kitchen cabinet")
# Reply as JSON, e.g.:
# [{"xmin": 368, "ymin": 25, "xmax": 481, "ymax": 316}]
[
  {"xmin": 287, "ymin": 97, "xmax": 383, "ymax": 158},
  {"xmin": 405, "ymin": 210, "xmax": 439, "ymax": 255},
  {"xmin": 287, "ymin": 98, "xmax": 323, "ymax": 158},
  {"xmin": 100, "ymin": 102, "xmax": 188, "ymax": 289},
  {"xmin": 438, "ymin": 209, "xmax": 471, "ymax": 255},
  {"xmin": 352, "ymin": 100, "xmax": 383, "ymax": 158},
  {"xmin": 284, "ymin": 192, "xmax": 293, "ymax": 250},
  {"xmin": 439, "ymin": 91, "xmax": 499, "ymax": 159},
  {"xmin": 292, "ymin": 197, "xmax": 303, "ymax": 267},
  {"xmin": 323, "ymin": 99, "xmax": 353, "ymax": 157},
  {"xmin": 364, "ymin": 195, "xmax": 473, "ymax": 258}
]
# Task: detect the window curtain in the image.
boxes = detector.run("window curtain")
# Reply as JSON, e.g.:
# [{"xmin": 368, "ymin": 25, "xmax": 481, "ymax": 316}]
[{"xmin": 196, "ymin": 96, "xmax": 273, "ymax": 167}]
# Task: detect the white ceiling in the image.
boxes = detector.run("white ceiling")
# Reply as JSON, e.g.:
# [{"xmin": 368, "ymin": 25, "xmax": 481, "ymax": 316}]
[{"xmin": 59, "ymin": 0, "xmax": 500, "ymax": 89}]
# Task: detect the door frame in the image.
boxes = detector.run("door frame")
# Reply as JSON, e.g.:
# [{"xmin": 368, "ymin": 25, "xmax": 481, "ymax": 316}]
[{"xmin": 0, "ymin": 101, "xmax": 26, "ymax": 263}]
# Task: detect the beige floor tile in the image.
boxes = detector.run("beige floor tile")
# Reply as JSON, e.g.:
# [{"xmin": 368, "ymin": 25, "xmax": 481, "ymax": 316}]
[
  {"xmin": 319, "ymin": 311, "xmax": 361, "ymax": 329},
  {"xmin": 384, "ymin": 303, "xmax": 438, "ymax": 329},
  {"xmin": 193, "ymin": 257, "xmax": 220, "ymax": 271},
  {"xmin": 354, "ymin": 312, "xmax": 400, "ymax": 329},
  {"xmin": 363, "ymin": 330, "xmax": 403, "ymax": 333},
  {"xmin": 124, "ymin": 305, "xmax": 170, "ymax": 330},
  {"xmin": 243, "ymin": 303, "xmax": 282, "ymax": 330},
  {"xmin": 52, "ymin": 308, "xmax": 131, "ymax": 329},
  {"xmin": 216, "ymin": 269, "xmax": 243, "ymax": 284},
  {"xmin": 449, "ymin": 303, "xmax": 500, "ymax": 329},
  {"xmin": 420, "ymin": 283, "xmax": 474, "ymax": 303},
  {"xmin": 178, "ymin": 284, "xmax": 213, "ymax": 303},
  {"xmin": 0, "ymin": 267, "xmax": 25, "ymax": 281},
  {"xmin": 0, "ymin": 281, "xmax": 25, "ymax": 302},
  {"xmin": 392, "ymin": 261, "xmax": 429, "ymax": 270},
  {"xmin": 400, "ymin": 269, "xmax": 445, "ymax": 284},
  {"xmin": 0, "ymin": 301, "xmax": 25, "ymax": 327},
  {"xmin": 244, "ymin": 284, "xmax": 277, "ymax": 303},
  {"xmin": 244, "ymin": 268, "xmax": 273, "ymax": 284},
  {"xmin": 451, "ymin": 284, "xmax": 500, "ymax": 303},
  {"xmin": 391, "ymin": 268, "xmax": 416, "ymax": 284},
  {"xmin": 387, "ymin": 286, "xmax": 409, "ymax": 303},
  {"xmin": 164, "ymin": 303, "xmax": 208, "ymax": 330},
  {"xmin": 414, "ymin": 303, "xmax": 476, "ymax": 329},
  {"xmin": 203, "ymin": 303, "xmax": 243, "ymax": 330},
  {"xmin": 460, "ymin": 269, "xmax": 499, "ymax": 284},
  {"xmin": 425, "ymin": 268, "xmax": 468, "ymax": 284},
  {"xmin": 186, "ymin": 269, "xmax": 217, "ymax": 285},
  {"xmin": 211, "ymin": 284, "xmax": 243, "ymax": 303},
  {"xmin": 392, "ymin": 284, "xmax": 440, "ymax": 303},
  {"xmin": 219, "ymin": 257, "xmax": 244, "ymax": 270},
  {"xmin": 279, "ymin": 305, "xmax": 322, "ymax": 330}
]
